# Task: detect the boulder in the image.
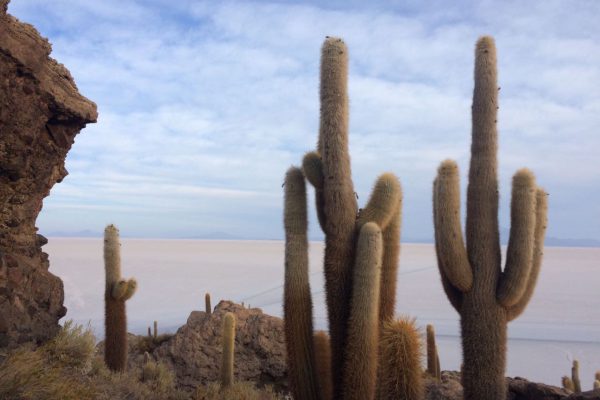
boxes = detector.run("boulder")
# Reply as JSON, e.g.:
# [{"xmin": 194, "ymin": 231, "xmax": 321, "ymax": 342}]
[{"xmin": 153, "ymin": 300, "xmax": 286, "ymax": 390}]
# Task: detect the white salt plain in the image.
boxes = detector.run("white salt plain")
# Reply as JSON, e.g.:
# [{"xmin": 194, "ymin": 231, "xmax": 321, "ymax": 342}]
[{"xmin": 45, "ymin": 238, "xmax": 599, "ymax": 388}]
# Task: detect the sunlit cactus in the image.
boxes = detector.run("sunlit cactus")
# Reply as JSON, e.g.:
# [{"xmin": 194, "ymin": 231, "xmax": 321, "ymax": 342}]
[
  {"xmin": 103, "ymin": 224, "xmax": 137, "ymax": 372},
  {"xmin": 377, "ymin": 317, "xmax": 424, "ymax": 400},
  {"xmin": 432, "ymin": 36, "xmax": 548, "ymax": 400},
  {"xmin": 221, "ymin": 312, "xmax": 236, "ymax": 388},
  {"xmin": 562, "ymin": 376, "xmax": 574, "ymax": 392},
  {"xmin": 284, "ymin": 36, "xmax": 408, "ymax": 400}
]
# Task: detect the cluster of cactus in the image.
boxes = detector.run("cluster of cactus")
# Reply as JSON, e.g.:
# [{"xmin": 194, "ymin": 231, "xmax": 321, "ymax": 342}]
[
  {"xmin": 283, "ymin": 37, "xmax": 423, "ymax": 400},
  {"xmin": 104, "ymin": 224, "xmax": 137, "ymax": 372},
  {"xmin": 562, "ymin": 361, "xmax": 600, "ymax": 392},
  {"xmin": 431, "ymin": 36, "xmax": 548, "ymax": 400},
  {"xmin": 147, "ymin": 320, "xmax": 158, "ymax": 340},
  {"xmin": 426, "ymin": 324, "xmax": 441, "ymax": 381}
]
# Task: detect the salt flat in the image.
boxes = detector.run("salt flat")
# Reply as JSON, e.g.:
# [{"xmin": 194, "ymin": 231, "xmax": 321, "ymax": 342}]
[{"xmin": 45, "ymin": 238, "xmax": 600, "ymax": 388}]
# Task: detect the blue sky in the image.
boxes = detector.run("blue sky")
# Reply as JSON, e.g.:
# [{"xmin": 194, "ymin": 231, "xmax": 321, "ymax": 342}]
[{"xmin": 8, "ymin": 0, "xmax": 600, "ymax": 241}]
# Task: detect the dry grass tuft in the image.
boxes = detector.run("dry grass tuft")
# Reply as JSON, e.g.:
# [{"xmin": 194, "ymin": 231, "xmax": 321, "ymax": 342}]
[{"xmin": 194, "ymin": 381, "xmax": 286, "ymax": 400}]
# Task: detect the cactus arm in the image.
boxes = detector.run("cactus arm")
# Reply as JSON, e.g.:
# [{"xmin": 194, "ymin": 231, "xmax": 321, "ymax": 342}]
[
  {"xmin": 356, "ymin": 173, "xmax": 401, "ymax": 231},
  {"xmin": 342, "ymin": 222, "xmax": 382, "ymax": 400},
  {"xmin": 497, "ymin": 169, "xmax": 537, "ymax": 307},
  {"xmin": 378, "ymin": 199, "xmax": 401, "ymax": 324},
  {"xmin": 507, "ymin": 188, "xmax": 548, "ymax": 321},
  {"xmin": 111, "ymin": 280, "xmax": 128, "ymax": 300},
  {"xmin": 465, "ymin": 36, "xmax": 502, "ymax": 282},
  {"xmin": 433, "ymin": 178, "xmax": 463, "ymax": 312},
  {"xmin": 283, "ymin": 167, "xmax": 322, "ymax": 400},
  {"xmin": 433, "ymin": 161, "xmax": 473, "ymax": 292},
  {"xmin": 122, "ymin": 279, "xmax": 137, "ymax": 301},
  {"xmin": 302, "ymin": 151, "xmax": 327, "ymax": 231}
]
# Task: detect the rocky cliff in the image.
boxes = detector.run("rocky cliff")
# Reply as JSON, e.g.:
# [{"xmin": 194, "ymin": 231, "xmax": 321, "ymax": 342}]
[{"xmin": 0, "ymin": 0, "xmax": 97, "ymax": 347}]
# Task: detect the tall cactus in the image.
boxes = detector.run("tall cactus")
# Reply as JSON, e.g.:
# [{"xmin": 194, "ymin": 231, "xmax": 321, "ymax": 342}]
[
  {"xmin": 314, "ymin": 331, "xmax": 333, "ymax": 400},
  {"xmin": 432, "ymin": 36, "xmax": 548, "ymax": 400},
  {"xmin": 284, "ymin": 36, "xmax": 403, "ymax": 400},
  {"xmin": 221, "ymin": 312, "xmax": 235, "ymax": 388},
  {"xmin": 103, "ymin": 224, "xmax": 137, "ymax": 372},
  {"xmin": 572, "ymin": 360, "xmax": 582, "ymax": 392},
  {"xmin": 283, "ymin": 167, "xmax": 321, "ymax": 400}
]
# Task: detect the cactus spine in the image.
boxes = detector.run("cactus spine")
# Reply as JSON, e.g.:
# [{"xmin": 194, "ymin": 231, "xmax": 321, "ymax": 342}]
[
  {"xmin": 432, "ymin": 36, "xmax": 548, "ymax": 400},
  {"xmin": 426, "ymin": 324, "xmax": 441, "ymax": 380},
  {"xmin": 221, "ymin": 312, "xmax": 235, "ymax": 388},
  {"xmin": 572, "ymin": 360, "xmax": 581, "ymax": 392},
  {"xmin": 378, "ymin": 317, "xmax": 424, "ymax": 400},
  {"xmin": 283, "ymin": 167, "xmax": 321, "ymax": 400},
  {"xmin": 103, "ymin": 224, "xmax": 137, "ymax": 372},
  {"xmin": 205, "ymin": 292, "xmax": 212, "ymax": 314}
]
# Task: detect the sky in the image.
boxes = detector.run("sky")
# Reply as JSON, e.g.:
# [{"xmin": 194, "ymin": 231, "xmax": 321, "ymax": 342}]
[{"xmin": 8, "ymin": 0, "xmax": 600, "ymax": 241}]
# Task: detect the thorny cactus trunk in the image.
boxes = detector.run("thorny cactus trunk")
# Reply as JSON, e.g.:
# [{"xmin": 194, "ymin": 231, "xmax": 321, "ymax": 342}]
[
  {"xmin": 432, "ymin": 36, "xmax": 548, "ymax": 400},
  {"xmin": 104, "ymin": 224, "xmax": 137, "ymax": 372}
]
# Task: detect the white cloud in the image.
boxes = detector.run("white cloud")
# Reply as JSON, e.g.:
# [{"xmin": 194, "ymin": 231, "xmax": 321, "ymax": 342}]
[{"xmin": 8, "ymin": 0, "xmax": 600, "ymax": 240}]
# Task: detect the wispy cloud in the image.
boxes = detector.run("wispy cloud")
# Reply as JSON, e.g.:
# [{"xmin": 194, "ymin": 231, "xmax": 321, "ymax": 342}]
[{"xmin": 9, "ymin": 0, "xmax": 600, "ymax": 240}]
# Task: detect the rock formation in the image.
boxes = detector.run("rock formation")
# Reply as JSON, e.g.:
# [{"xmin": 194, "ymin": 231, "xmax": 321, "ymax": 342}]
[
  {"xmin": 153, "ymin": 301, "xmax": 286, "ymax": 390},
  {"xmin": 0, "ymin": 0, "xmax": 97, "ymax": 347}
]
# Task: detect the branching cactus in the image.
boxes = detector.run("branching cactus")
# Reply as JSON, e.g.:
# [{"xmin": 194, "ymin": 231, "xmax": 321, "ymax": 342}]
[
  {"xmin": 104, "ymin": 224, "xmax": 137, "ymax": 372},
  {"xmin": 221, "ymin": 312, "xmax": 236, "ymax": 388},
  {"xmin": 283, "ymin": 37, "xmax": 404, "ymax": 400},
  {"xmin": 432, "ymin": 36, "xmax": 548, "ymax": 400}
]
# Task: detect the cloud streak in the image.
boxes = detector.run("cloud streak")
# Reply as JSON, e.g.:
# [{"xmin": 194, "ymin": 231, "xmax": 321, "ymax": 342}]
[{"xmin": 8, "ymin": 0, "xmax": 600, "ymax": 240}]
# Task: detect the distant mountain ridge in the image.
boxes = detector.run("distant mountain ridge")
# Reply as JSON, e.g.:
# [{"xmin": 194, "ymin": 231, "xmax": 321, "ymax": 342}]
[{"xmin": 44, "ymin": 230, "xmax": 600, "ymax": 247}]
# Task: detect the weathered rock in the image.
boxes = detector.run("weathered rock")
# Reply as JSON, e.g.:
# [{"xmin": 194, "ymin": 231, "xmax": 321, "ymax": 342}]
[
  {"xmin": 508, "ymin": 377, "xmax": 572, "ymax": 400},
  {"xmin": 153, "ymin": 301, "xmax": 286, "ymax": 390},
  {"xmin": 0, "ymin": 0, "xmax": 97, "ymax": 348},
  {"xmin": 425, "ymin": 372, "xmax": 600, "ymax": 400}
]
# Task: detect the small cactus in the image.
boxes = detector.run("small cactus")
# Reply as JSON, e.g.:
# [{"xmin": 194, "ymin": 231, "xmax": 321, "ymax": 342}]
[
  {"xmin": 594, "ymin": 380, "xmax": 600, "ymax": 390},
  {"xmin": 147, "ymin": 326, "xmax": 151, "ymax": 338},
  {"xmin": 205, "ymin": 292, "xmax": 212, "ymax": 314},
  {"xmin": 562, "ymin": 376, "xmax": 575, "ymax": 391},
  {"xmin": 377, "ymin": 317, "xmax": 424, "ymax": 400},
  {"xmin": 221, "ymin": 312, "xmax": 235, "ymax": 388},
  {"xmin": 153, "ymin": 320, "xmax": 158, "ymax": 340},
  {"xmin": 104, "ymin": 224, "xmax": 137, "ymax": 372},
  {"xmin": 426, "ymin": 324, "xmax": 441, "ymax": 380},
  {"xmin": 572, "ymin": 360, "xmax": 581, "ymax": 392}
]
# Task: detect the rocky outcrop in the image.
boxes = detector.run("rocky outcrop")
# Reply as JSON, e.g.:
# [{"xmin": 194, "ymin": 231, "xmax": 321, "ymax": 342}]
[
  {"xmin": 153, "ymin": 301, "xmax": 286, "ymax": 390},
  {"xmin": 0, "ymin": 0, "xmax": 97, "ymax": 347},
  {"xmin": 426, "ymin": 372, "xmax": 600, "ymax": 400}
]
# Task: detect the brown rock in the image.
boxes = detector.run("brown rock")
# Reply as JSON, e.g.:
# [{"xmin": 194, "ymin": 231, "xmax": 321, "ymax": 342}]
[
  {"xmin": 153, "ymin": 301, "xmax": 287, "ymax": 390},
  {"xmin": 507, "ymin": 377, "xmax": 572, "ymax": 400},
  {"xmin": 0, "ymin": 1, "xmax": 97, "ymax": 348}
]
